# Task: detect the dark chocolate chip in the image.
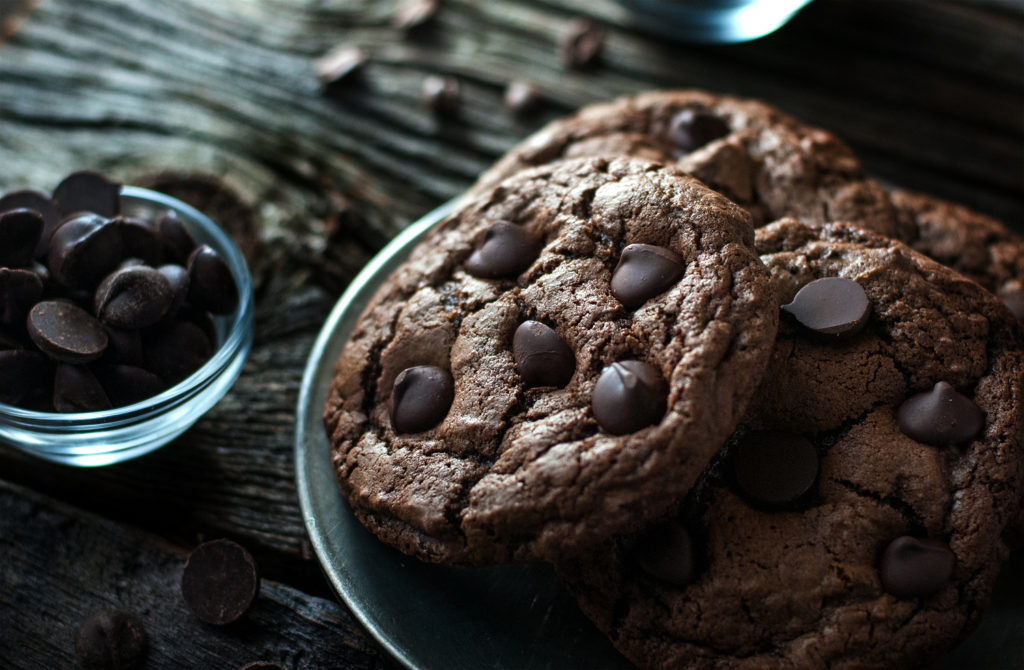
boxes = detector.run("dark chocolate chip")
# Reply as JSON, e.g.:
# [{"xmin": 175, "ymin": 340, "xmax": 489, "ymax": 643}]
[
  {"xmin": 53, "ymin": 363, "xmax": 112, "ymax": 412},
  {"xmin": 879, "ymin": 536, "xmax": 955, "ymax": 598},
  {"xmin": 391, "ymin": 0, "xmax": 437, "ymax": 30},
  {"xmin": 592, "ymin": 360, "xmax": 667, "ymax": 435},
  {"xmin": 111, "ymin": 217, "xmax": 163, "ymax": 266},
  {"xmin": 94, "ymin": 265, "xmax": 174, "ymax": 329},
  {"xmin": 896, "ymin": 381, "xmax": 985, "ymax": 447},
  {"xmin": 314, "ymin": 46, "xmax": 366, "ymax": 86},
  {"xmin": 0, "ymin": 189, "xmax": 59, "ymax": 257},
  {"xmin": 156, "ymin": 212, "xmax": 198, "ymax": 264},
  {"xmin": 103, "ymin": 327, "xmax": 145, "ymax": 367},
  {"xmin": 0, "ymin": 267, "xmax": 44, "ymax": 324},
  {"xmin": 181, "ymin": 538, "xmax": 261, "ymax": 625},
  {"xmin": 732, "ymin": 431, "xmax": 819, "ymax": 506},
  {"xmin": 0, "ymin": 208, "xmax": 44, "ymax": 268},
  {"xmin": 52, "ymin": 170, "xmax": 121, "ymax": 219},
  {"xmin": 144, "ymin": 319, "xmax": 213, "ymax": 384},
  {"xmin": 96, "ymin": 364, "xmax": 168, "ymax": 407},
  {"xmin": 48, "ymin": 213, "xmax": 126, "ymax": 288},
  {"xmin": 632, "ymin": 521, "xmax": 698, "ymax": 586},
  {"xmin": 504, "ymin": 80, "xmax": 542, "ymax": 116},
  {"xmin": 610, "ymin": 244, "xmax": 685, "ymax": 308},
  {"xmin": 157, "ymin": 263, "xmax": 190, "ymax": 317},
  {"xmin": 389, "ymin": 365, "xmax": 454, "ymax": 434},
  {"xmin": 669, "ymin": 108, "xmax": 730, "ymax": 154},
  {"xmin": 0, "ymin": 349, "xmax": 50, "ymax": 405},
  {"xmin": 560, "ymin": 17, "xmax": 605, "ymax": 69},
  {"xmin": 187, "ymin": 245, "xmax": 239, "ymax": 315},
  {"xmin": 464, "ymin": 221, "xmax": 540, "ymax": 279},
  {"xmin": 28, "ymin": 300, "xmax": 108, "ymax": 363},
  {"xmin": 74, "ymin": 609, "xmax": 148, "ymax": 670},
  {"xmin": 781, "ymin": 276, "xmax": 870, "ymax": 338},
  {"xmin": 513, "ymin": 320, "xmax": 575, "ymax": 388},
  {"xmin": 422, "ymin": 75, "xmax": 460, "ymax": 115}
]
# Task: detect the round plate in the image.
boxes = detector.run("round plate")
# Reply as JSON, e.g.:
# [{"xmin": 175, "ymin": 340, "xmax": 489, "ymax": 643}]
[{"xmin": 295, "ymin": 204, "xmax": 1024, "ymax": 670}]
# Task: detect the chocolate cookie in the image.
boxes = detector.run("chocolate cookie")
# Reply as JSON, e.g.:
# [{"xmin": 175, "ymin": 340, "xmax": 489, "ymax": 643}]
[
  {"xmin": 470, "ymin": 90, "xmax": 899, "ymax": 235},
  {"xmin": 891, "ymin": 188, "xmax": 1024, "ymax": 322},
  {"xmin": 558, "ymin": 220, "xmax": 1023, "ymax": 669},
  {"xmin": 323, "ymin": 157, "xmax": 779, "ymax": 565}
]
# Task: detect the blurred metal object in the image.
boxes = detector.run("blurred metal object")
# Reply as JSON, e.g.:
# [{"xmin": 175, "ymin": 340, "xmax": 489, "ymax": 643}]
[{"xmin": 618, "ymin": 0, "xmax": 816, "ymax": 43}]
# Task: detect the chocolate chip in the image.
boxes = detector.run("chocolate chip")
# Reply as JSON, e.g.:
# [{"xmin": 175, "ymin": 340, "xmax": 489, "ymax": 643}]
[
  {"xmin": 464, "ymin": 221, "xmax": 541, "ymax": 279},
  {"xmin": 632, "ymin": 521, "xmax": 698, "ymax": 586},
  {"xmin": 422, "ymin": 75, "xmax": 460, "ymax": 115},
  {"xmin": 103, "ymin": 327, "xmax": 144, "ymax": 367},
  {"xmin": 181, "ymin": 538, "xmax": 261, "ymax": 625},
  {"xmin": 157, "ymin": 263, "xmax": 190, "ymax": 317},
  {"xmin": 592, "ymin": 360, "xmax": 667, "ymax": 434},
  {"xmin": 53, "ymin": 363, "xmax": 112, "ymax": 412},
  {"xmin": 879, "ymin": 536, "xmax": 955, "ymax": 598},
  {"xmin": 314, "ymin": 46, "xmax": 366, "ymax": 86},
  {"xmin": 144, "ymin": 319, "xmax": 213, "ymax": 384},
  {"xmin": 504, "ymin": 80, "xmax": 542, "ymax": 116},
  {"xmin": 781, "ymin": 276, "xmax": 870, "ymax": 338},
  {"xmin": 389, "ymin": 365, "xmax": 454, "ymax": 434},
  {"xmin": 28, "ymin": 300, "xmax": 108, "ymax": 363},
  {"xmin": 669, "ymin": 108, "xmax": 730, "ymax": 154},
  {"xmin": 0, "ymin": 267, "xmax": 43, "ymax": 324},
  {"xmin": 0, "ymin": 208, "xmax": 44, "ymax": 268},
  {"xmin": 896, "ymin": 381, "xmax": 985, "ymax": 447},
  {"xmin": 610, "ymin": 244, "xmax": 685, "ymax": 308},
  {"xmin": 513, "ymin": 320, "xmax": 575, "ymax": 388},
  {"xmin": 0, "ymin": 189, "xmax": 58, "ymax": 257},
  {"xmin": 732, "ymin": 431, "xmax": 819, "ymax": 506},
  {"xmin": 156, "ymin": 212, "xmax": 198, "ymax": 265},
  {"xmin": 391, "ymin": 0, "xmax": 437, "ymax": 30},
  {"xmin": 186, "ymin": 245, "xmax": 239, "ymax": 315},
  {"xmin": 74, "ymin": 609, "xmax": 148, "ymax": 670},
  {"xmin": 48, "ymin": 213, "xmax": 125, "ymax": 289},
  {"xmin": 96, "ymin": 364, "xmax": 168, "ymax": 407},
  {"xmin": 94, "ymin": 265, "xmax": 174, "ymax": 329},
  {"xmin": 0, "ymin": 349, "xmax": 49, "ymax": 405},
  {"xmin": 52, "ymin": 170, "xmax": 121, "ymax": 219},
  {"xmin": 560, "ymin": 17, "xmax": 605, "ymax": 69},
  {"xmin": 111, "ymin": 217, "xmax": 162, "ymax": 266}
]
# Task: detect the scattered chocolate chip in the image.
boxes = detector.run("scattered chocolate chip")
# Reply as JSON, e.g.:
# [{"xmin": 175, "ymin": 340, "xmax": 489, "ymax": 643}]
[
  {"xmin": 0, "ymin": 208, "xmax": 44, "ymax": 268},
  {"xmin": 391, "ymin": 0, "xmax": 437, "ymax": 30},
  {"xmin": 0, "ymin": 349, "xmax": 49, "ymax": 405},
  {"xmin": 187, "ymin": 245, "xmax": 239, "ymax": 315},
  {"xmin": 47, "ymin": 213, "xmax": 125, "ymax": 289},
  {"xmin": 27, "ymin": 300, "xmax": 108, "ymax": 363},
  {"xmin": 96, "ymin": 364, "xmax": 168, "ymax": 407},
  {"xmin": 513, "ymin": 321, "xmax": 575, "ymax": 388},
  {"xmin": 53, "ymin": 363, "xmax": 112, "ymax": 412},
  {"xmin": 314, "ymin": 46, "xmax": 366, "ymax": 86},
  {"xmin": 0, "ymin": 189, "xmax": 59, "ymax": 257},
  {"xmin": 504, "ymin": 80, "xmax": 542, "ymax": 116},
  {"xmin": 181, "ymin": 538, "xmax": 261, "ymax": 625},
  {"xmin": 74, "ymin": 609, "xmax": 148, "ymax": 670},
  {"xmin": 0, "ymin": 267, "xmax": 44, "ymax": 324},
  {"xmin": 94, "ymin": 265, "xmax": 174, "ymax": 329},
  {"xmin": 156, "ymin": 212, "xmax": 198, "ymax": 265},
  {"xmin": 669, "ymin": 108, "xmax": 730, "ymax": 154},
  {"xmin": 592, "ymin": 360, "xmax": 667, "ymax": 434},
  {"xmin": 610, "ymin": 244, "xmax": 685, "ymax": 308},
  {"xmin": 389, "ymin": 365, "xmax": 454, "ymax": 434},
  {"xmin": 144, "ymin": 319, "xmax": 213, "ymax": 384},
  {"xmin": 422, "ymin": 75, "xmax": 460, "ymax": 115},
  {"xmin": 52, "ymin": 170, "xmax": 121, "ymax": 219},
  {"xmin": 896, "ymin": 381, "xmax": 985, "ymax": 447},
  {"xmin": 997, "ymin": 282, "xmax": 1024, "ymax": 322},
  {"xmin": 879, "ymin": 536, "xmax": 955, "ymax": 598},
  {"xmin": 781, "ymin": 276, "xmax": 870, "ymax": 338},
  {"xmin": 561, "ymin": 17, "xmax": 605, "ymax": 69},
  {"xmin": 464, "ymin": 221, "xmax": 541, "ymax": 279},
  {"xmin": 632, "ymin": 521, "xmax": 698, "ymax": 586},
  {"xmin": 732, "ymin": 431, "xmax": 819, "ymax": 506}
]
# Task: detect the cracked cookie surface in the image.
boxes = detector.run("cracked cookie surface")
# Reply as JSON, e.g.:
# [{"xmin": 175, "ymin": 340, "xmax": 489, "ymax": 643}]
[
  {"xmin": 322, "ymin": 157, "xmax": 779, "ymax": 566},
  {"xmin": 558, "ymin": 220, "xmax": 1023, "ymax": 670}
]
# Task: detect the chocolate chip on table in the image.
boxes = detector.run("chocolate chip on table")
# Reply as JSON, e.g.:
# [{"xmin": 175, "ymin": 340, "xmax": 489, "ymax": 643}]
[
  {"xmin": 0, "ymin": 349, "xmax": 49, "ymax": 405},
  {"xmin": 52, "ymin": 170, "xmax": 121, "ymax": 219},
  {"xmin": 48, "ymin": 213, "xmax": 125, "ymax": 289},
  {"xmin": 391, "ymin": 0, "xmax": 437, "ymax": 30},
  {"xmin": 610, "ymin": 244, "xmax": 685, "ymax": 308},
  {"xmin": 53, "ymin": 363, "xmax": 113, "ymax": 412},
  {"xmin": 156, "ymin": 212, "xmax": 198, "ymax": 265},
  {"xmin": 0, "ymin": 189, "xmax": 59, "ymax": 257},
  {"xmin": 896, "ymin": 381, "xmax": 985, "ymax": 447},
  {"xmin": 631, "ymin": 521, "xmax": 698, "ymax": 586},
  {"xmin": 94, "ymin": 265, "xmax": 174, "ymax": 329},
  {"xmin": 464, "ymin": 221, "xmax": 541, "ymax": 279},
  {"xmin": 389, "ymin": 365, "xmax": 454, "ymax": 434},
  {"xmin": 75, "ymin": 609, "xmax": 148, "ymax": 670},
  {"xmin": 781, "ymin": 276, "xmax": 870, "ymax": 338},
  {"xmin": 28, "ymin": 300, "xmax": 108, "ymax": 363},
  {"xmin": 731, "ymin": 431, "xmax": 819, "ymax": 506},
  {"xmin": 560, "ymin": 17, "xmax": 605, "ymax": 69},
  {"xmin": 144, "ymin": 319, "xmax": 214, "ymax": 384},
  {"xmin": 0, "ymin": 208, "xmax": 44, "ymax": 268},
  {"xmin": 181, "ymin": 538, "xmax": 261, "ymax": 625},
  {"xmin": 513, "ymin": 320, "xmax": 575, "ymax": 388},
  {"xmin": 95, "ymin": 364, "xmax": 168, "ymax": 407},
  {"xmin": 187, "ymin": 245, "xmax": 239, "ymax": 315},
  {"xmin": 669, "ymin": 108, "xmax": 730, "ymax": 154},
  {"xmin": 314, "ymin": 45, "xmax": 367, "ymax": 86},
  {"xmin": 0, "ymin": 267, "xmax": 44, "ymax": 324},
  {"xmin": 422, "ymin": 75, "xmax": 460, "ymax": 115},
  {"xmin": 592, "ymin": 360, "xmax": 668, "ymax": 435},
  {"xmin": 504, "ymin": 80, "xmax": 542, "ymax": 116},
  {"xmin": 879, "ymin": 536, "xmax": 955, "ymax": 598}
]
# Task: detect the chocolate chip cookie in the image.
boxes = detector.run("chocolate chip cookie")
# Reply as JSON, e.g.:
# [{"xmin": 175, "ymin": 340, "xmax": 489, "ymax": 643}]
[
  {"xmin": 558, "ymin": 220, "xmax": 1023, "ymax": 669},
  {"xmin": 470, "ymin": 90, "xmax": 899, "ymax": 236},
  {"xmin": 323, "ymin": 157, "xmax": 779, "ymax": 565}
]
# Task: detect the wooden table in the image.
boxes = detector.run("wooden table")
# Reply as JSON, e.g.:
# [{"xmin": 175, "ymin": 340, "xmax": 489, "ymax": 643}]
[{"xmin": 1, "ymin": 1, "xmax": 1021, "ymax": 668}]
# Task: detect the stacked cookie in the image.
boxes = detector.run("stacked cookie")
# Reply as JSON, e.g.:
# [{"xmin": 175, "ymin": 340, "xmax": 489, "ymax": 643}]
[{"xmin": 324, "ymin": 91, "xmax": 1023, "ymax": 669}]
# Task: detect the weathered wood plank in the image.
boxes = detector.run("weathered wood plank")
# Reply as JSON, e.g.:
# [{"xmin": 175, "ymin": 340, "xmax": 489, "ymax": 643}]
[{"xmin": 0, "ymin": 479, "xmax": 393, "ymax": 670}]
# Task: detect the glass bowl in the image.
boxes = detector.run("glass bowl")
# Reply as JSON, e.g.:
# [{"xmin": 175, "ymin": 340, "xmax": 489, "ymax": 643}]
[{"xmin": 0, "ymin": 186, "xmax": 255, "ymax": 467}]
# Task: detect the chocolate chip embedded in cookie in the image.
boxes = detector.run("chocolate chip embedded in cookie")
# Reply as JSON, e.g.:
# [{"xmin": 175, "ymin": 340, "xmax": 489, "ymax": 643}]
[
  {"xmin": 558, "ymin": 220, "xmax": 1023, "ymax": 670},
  {"xmin": 323, "ymin": 157, "xmax": 779, "ymax": 565}
]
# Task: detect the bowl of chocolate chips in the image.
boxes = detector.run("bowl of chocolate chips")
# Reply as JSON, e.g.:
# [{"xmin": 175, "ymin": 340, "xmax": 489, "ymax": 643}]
[{"xmin": 0, "ymin": 171, "xmax": 254, "ymax": 466}]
